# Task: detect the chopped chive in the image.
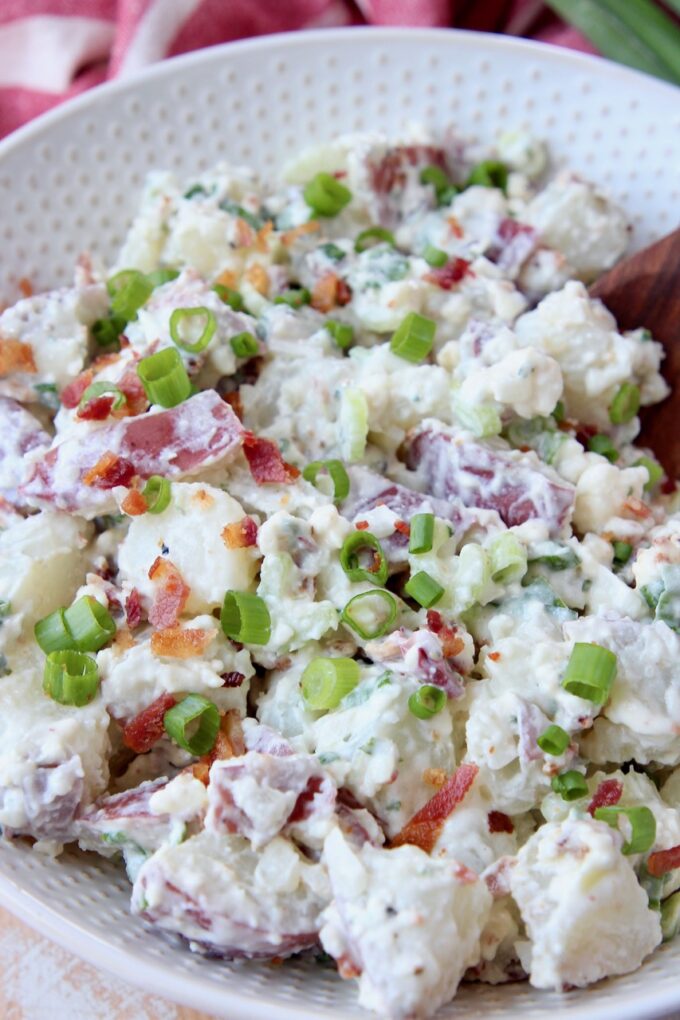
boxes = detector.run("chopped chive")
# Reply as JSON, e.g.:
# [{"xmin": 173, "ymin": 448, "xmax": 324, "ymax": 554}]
[
  {"xmin": 409, "ymin": 513, "xmax": 435, "ymax": 554},
  {"xmin": 404, "ymin": 571, "xmax": 444, "ymax": 609}
]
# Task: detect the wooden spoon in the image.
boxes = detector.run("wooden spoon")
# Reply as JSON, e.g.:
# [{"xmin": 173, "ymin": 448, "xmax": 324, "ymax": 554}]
[{"xmin": 589, "ymin": 228, "xmax": 680, "ymax": 480}]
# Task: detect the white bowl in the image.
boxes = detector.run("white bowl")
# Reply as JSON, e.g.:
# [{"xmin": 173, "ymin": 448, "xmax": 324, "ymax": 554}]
[{"xmin": 1, "ymin": 26, "xmax": 679, "ymax": 1020}]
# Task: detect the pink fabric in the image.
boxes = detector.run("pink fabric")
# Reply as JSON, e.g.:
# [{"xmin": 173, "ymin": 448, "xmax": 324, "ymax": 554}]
[{"xmin": 0, "ymin": 0, "xmax": 593, "ymax": 139}]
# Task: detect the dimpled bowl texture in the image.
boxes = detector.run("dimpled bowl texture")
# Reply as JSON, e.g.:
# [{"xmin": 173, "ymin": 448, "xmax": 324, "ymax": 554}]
[{"xmin": 0, "ymin": 26, "xmax": 679, "ymax": 1020}]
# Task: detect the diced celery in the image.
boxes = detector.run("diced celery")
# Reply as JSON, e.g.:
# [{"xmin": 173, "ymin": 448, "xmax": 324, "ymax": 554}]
[{"xmin": 339, "ymin": 387, "xmax": 369, "ymax": 462}]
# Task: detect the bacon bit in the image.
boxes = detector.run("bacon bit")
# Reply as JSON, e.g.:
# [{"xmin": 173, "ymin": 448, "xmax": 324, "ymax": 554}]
[
  {"xmin": 60, "ymin": 369, "xmax": 95, "ymax": 408},
  {"xmin": 289, "ymin": 775, "xmax": 324, "ymax": 823},
  {"xmin": 82, "ymin": 452, "xmax": 136, "ymax": 489},
  {"xmin": 623, "ymin": 497, "xmax": 652, "ymax": 521},
  {"xmin": 453, "ymin": 862, "xmax": 479, "ymax": 885},
  {"xmin": 488, "ymin": 651, "xmax": 502, "ymax": 662},
  {"xmin": 426, "ymin": 609, "xmax": 444, "ymax": 633},
  {"xmin": 122, "ymin": 692, "xmax": 177, "ymax": 753},
  {"xmin": 244, "ymin": 263, "xmax": 269, "ymax": 296},
  {"xmin": 587, "ymin": 778, "xmax": 623, "ymax": 816},
  {"xmin": 335, "ymin": 278, "xmax": 353, "ymax": 306},
  {"xmin": 0, "ymin": 337, "xmax": 37, "ymax": 375},
  {"xmin": 78, "ymin": 395, "xmax": 118, "ymax": 421},
  {"xmin": 255, "ymin": 221, "xmax": 274, "ymax": 252},
  {"xmin": 280, "ymin": 220, "xmax": 320, "ymax": 247},
  {"xmin": 192, "ymin": 762, "xmax": 211, "ymax": 785},
  {"xmin": 200, "ymin": 710, "xmax": 245, "ymax": 773},
  {"xmin": 394, "ymin": 519, "xmax": 410, "ymax": 536},
  {"xmin": 647, "ymin": 844, "xmax": 680, "ymax": 878},
  {"xmin": 223, "ymin": 390, "xmax": 243, "ymax": 420},
  {"xmin": 337, "ymin": 954, "xmax": 362, "ymax": 980},
  {"xmin": 148, "ymin": 557, "xmax": 190, "ymax": 629},
  {"xmin": 215, "ymin": 268, "xmax": 238, "ymax": 290},
  {"xmin": 369, "ymin": 551, "xmax": 382, "ymax": 574},
  {"xmin": 661, "ymin": 477, "xmax": 676, "ymax": 495},
  {"xmin": 190, "ymin": 487, "xmax": 214, "ymax": 509},
  {"xmin": 243, "ymin": 432, "xmax": 299, "ymax": 484},
  {"xmin": 311, "ymin": 271, "xmax": 341, "ymax": 313},
  {"xmin": 423, "ymin": 257, "xmax": 471, "ymax": 290},
  {"xmin": 151, "ymin": 625, "xmax": 213, "ymax": 659},
  {"xmin": 221, "ymin": 516, "xmax": 258, "ymax": 549},
  {"xmin": 391, "ymin": 762, "xmax": 478, "ymax": 853},
  {"xmin": 355, "ymin": 520, "xmax": 369, "ymax": 531},
  {"xmin": 426, "ymin": 609, "xmax": 464, "ymax": 657},
  {"xmin": 488, "ymin": 810, "xmax": 514, "ymax": 834},
  {"xmin": 222, "ymin": 671, "xmax": 245, "ymax": 687},
  {"xmin": 447, "ymin": 215, "xmax": 464, "ymax": 239},
  {"xmin": 118, "ymin": 370, "xmax": 149, "ymax": 417},
  {"xmin": 18, "ymin": 277, "xmax": 33, "ymax": 298},
  {"xmin": 114, "ymin": 627, "xmax": 136, "ymax": 652},
  {"xmin": 121, "ymin": 488, "xmax": 148, "ymax": 516},
  {"xmin": 575, "ymin": 425, "xmax": 598, "ymax": 446},
  {"xmin": 423, "ymin": 768, "xmax": 447, "ymax": 789},
  {"xmin": 234, "ymin": 217, "xmax": 256, "ymax": 248},
  {"xmin": 125, "ymin": 588, "xmax": 144, "ymax": 629}
]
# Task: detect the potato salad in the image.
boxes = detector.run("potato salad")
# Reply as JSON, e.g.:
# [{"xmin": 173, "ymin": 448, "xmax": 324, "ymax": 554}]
[{"xmin": 1, "ymin": 127, "xmax": 679, "ymax": 1018}]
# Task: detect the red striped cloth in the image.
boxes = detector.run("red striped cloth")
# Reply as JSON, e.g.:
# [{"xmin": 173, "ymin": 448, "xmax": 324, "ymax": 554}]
[{"xmin": 0, "ymin": 0, "xmax": 594, "ymax": 138}]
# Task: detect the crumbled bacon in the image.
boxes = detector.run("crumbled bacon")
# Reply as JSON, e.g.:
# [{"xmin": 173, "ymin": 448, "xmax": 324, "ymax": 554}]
[
  {"xmin": 255, "ymin": 221, "xmax": 274, "ymax": 252},
  {"xmin": 77, "ymin": 395, "xmax": 116, "ymax": 421},
  {"xmin": 391, "ymin": 762, "xmax": 478, "ymax": 853},
  {"xmin": 148, "ymin": 557, "xmax": 190, "ymax": 629},
  {"xmin": 221, "ymin": 671, "xmax": 245, "ymax": 687},
  {"xmin": 425, "ymin": 610, "xmax": 464, "ymax": 657},
  {"xmin": 423, "ymin": 767, "xmax": 447, "ymax": 788},
  {"xmin": 18, "ymin": 277, "xmax": 33, "ymax": 298},
  {"xmin": 423, "ymin": 257, "xmax": 471, "ymax": 290},
  {"xmin": 150, "ymin": 626, "xmax": 213, "ymax": 659},
  {"xmin": 221, "ymin": 516, "xmax": 258, "ymax": 549},
  {"xmin": 122, "ymin": 692, "xmax": 177, "ymax": 753},
  {"xmin": 244, "ymin": 263, "xmax": 269, "ymax": 296},
  {"xmin": 587, "ymin": 778, "xmax": 623, "ymax": 816},
  {"xmin": 355, "ymin": 520, "xmax": 369, "ymax": 530},
  {"xmin": 310, "ymin": 272, "xmax": 341, "ymax": 313},
  {"xmin": 646, "ymin": 844, "xmax": 680, "ymax": 878},
  {"xmin": 223, "ymin": 390, "xmax": 243, "ymax": 420},
  {"xmin": 82, "ymin": 452, "xmax": 136, "ymax": 489},
  {"xmin": 288, "ymin": 775, "xmax": 325, "ymax": 824},
  {"xmin": 118, "ymin": 370, "xmax": 149, "ymax": 417},
  {"xmin": 121, "ymin": 488, "xmax": 148, "ymax": 516},
  {"xmin": 0, "ymin": 337, "xmax": 37, "ymax": 375},
  {"xmin": 198, "ymin": 710, "xmax": 245, "ymax": 775},
  {"xmin": 60, "ymin": 370, "xmax": 95, "ymax": 408},
  {"xmin": 488, "ymin": 811, "xmax": 514, "ymax": 834},
  {"xmin": 447, "ymin": 215, "xmax": 464, "ymax": 239},
  {"xmin": 234, "ymin": 217, "xmax": 256, "ymax": 248},
  {"xmin": 280, "ymin": 220, "xmax": 320, "ymax": 247},
  {"xmin": 337, "ymin": 954, "xmax": 362, "ymax": 980},
  {"xmin": 623, "ymin": 497, "xmax": 652, "ymax": 521},
  {"xmin": 215, "ymin": 268, "xmax": 238, "ymax": 290},
  {"xmin": 243, "ymin": 432, "xmax": 299, "ymax": 484},
  {"xmin": 125, "ymin": 588, "xmax": 144, "ymax": 629},
  {"xmin": 394, "ymin": 519, "xmax": 410, "ymax": 536},
  {"xmin": 335, "ymin": 278, "xmax": 352, "ymax": 306},
  {"xmin": 369, "ymin": 144, "xmax": 447, "ymax": 194},
  {"xmin": 661, "ymin": 478, "xmax": 676, "ymax": 496},
  {"xmin": 488, "ymin": 651, "xmax": 501, "ymax": 662}
]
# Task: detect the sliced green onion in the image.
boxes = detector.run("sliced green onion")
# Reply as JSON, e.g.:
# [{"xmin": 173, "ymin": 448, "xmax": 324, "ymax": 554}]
[
  {"xmin": 594, "ymin": 805, "xmax": 657, "ymax": 855},
  {"xmin": 561, "ymin": 642, "xmax": 617, "ymax": 705},
  {"xmin": 354, "ymin": 227, "xmax": 395, "ymax": 253},
  {"xmin": 0, "ymin": 600, "xmax": 10, "ymax": 620},
  {"xmin": 612, "ymin": 540, "xmax": 633, "ymax": 564},
  {"xmin": 319, "ymin": 242, "xmax": 346, "ymax": 261},
  {"xmin": 107, "ymin": 269, "xmax": 153, "ymax": 323},
  {"xmin": 274, "ymin": 288, "xmax": 311, "ymax": 309},
  {"xmin": 230, "ymin": 332, "xmax": 259, "ymax": 358},
  {"xmin": 169, "ymin": 306, "xmax": 216, "ymax": 354},
  {"xmin": 419, "ymin": 165, "xmax": 451, "ymax": 200},
  {"xmin": 339, "ymin": 387, "xmax": 368, "ymax": 462},
  {"xmin": 34, "ymin": 608, "xmax": 73, "ymax": 653},
  {"xmin": 552, "ymin": 400, "xmax": 565, "ymax": 423},
  {"xmin": 142, "ymin": 475, "xmax": 172, "ymax": 514},
  {"xmin": 163, "ymin": 694, "xmax": 220, "ymax": 756},
  {"xmin": 301, "ymin": 657, "xmax": 360, "ymax": 710},
  {"xmin": 326, "ymin": 319, "xmax": 354, "ymax": 350},
  {"xmin": 436, "ymin": 185, "xmax": 458, "ymax": 207},
  {"xmin": 465, "ymin": 160, "xmax": 509, "ymax": 191},
  {"xmin": 184, "ymin": 184, "xmax": 208, "ymax": 199},
  {"xmin": 341, "ymin": 589, "xmax": 397, "ymax": 640},
  {"xmin": 609, "ymin": 382, "xmax": 640, "ymax": 424},
  {"xmin": 219, "ymin": 200, "xmax": 264, "ymax": 229},
  {"xmin": 92, "ymin": 315, "xmax": 126, "ymax": 348},
  {"xmin": 408, "ymin": 684, "xmax": 447, "ymax": 720},
  {"xmin": 489, "ymin": 532, "xmax": 527, "ymax": 584},
  {"xmin": 43, "ymin": 650, "xmax": 99, "ymax": 707},
  {"xmin": 212, "ymin": 284, "xmax": 244, "ymax": 311},
  {"xmin": 147, "ymin": 268, "xmax": 179, "ymax": 288},
  {"xmin": 390, "ymin": 311, "xmax": 436, "ymax": 363},
  {"xmin": 404, "ymin": 571, "xmax": 444, "ymax": 609},
  {"xmin": 588, "ymin": 433, "xmax": 619, "ymax": 463},
  {"xmin": 221, "ymin": 591, "xmax": 271, "ymax": 645},
  {"xmin": 537, "ymin": 723, "xmax": 570, "ymax": 756},
  {"xmin": 528, "ymin": 541, "xmax": 579, "ymax": 571},
  {"xmin": 137, "ymin": 347, "xmax": 192, "ymax": 408},
  {"xmin": 64, "ymin": 596, "xmax": 116, "ymax": 653},
  {"xmin": 551, "ymin": 770, "xmax": 588, "ymax": 802},
  {"xmin": 340, "ymin": 532, "xmax": 388, "ymax": 586},
  {"xmin": 635, "ymin": 456, "xmax": 663, "ymax": 491},
  {"xmin": 661, "ymin": 891, "xmax": 680, "ymax": 942},
  {"xmin": 409, "ymin": 513, "xmax": 435, "ymax": 554},
  {"xmin": 78, "ymin": 382, "xmax": 126, "ymax": 412},
  {"xmin": 302, "ymin": 460, "xmax": 350, "ymax": 503},
  {"xmin": 303, "ymin": 173, "xmax": 352, "ymax": 217},
  {"xmin": 423, "ymin": 245, "xmax": 448, "ymax": 267},
  {"xmin": 453, "ymin": 395, "xmax": 502, "ymax": 438}
]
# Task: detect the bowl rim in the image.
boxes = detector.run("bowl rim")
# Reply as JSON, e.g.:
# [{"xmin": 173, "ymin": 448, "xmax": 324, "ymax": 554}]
[{"xmin": 0, "ymin": 24, "xmax": 678, "ymax": 1020}]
